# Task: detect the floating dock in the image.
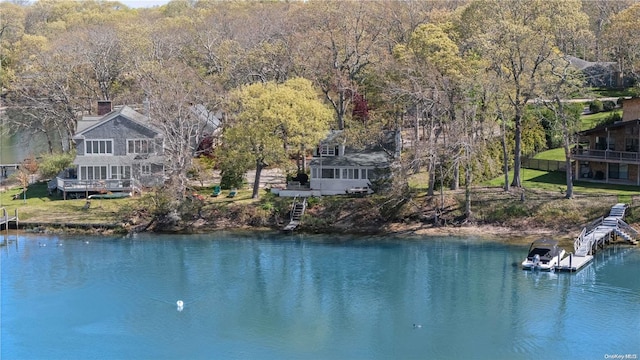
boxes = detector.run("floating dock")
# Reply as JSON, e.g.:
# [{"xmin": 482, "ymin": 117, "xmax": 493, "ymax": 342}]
[{"xmin": 556, "ymin": 203, "xmax": 637, "ymax": 272}]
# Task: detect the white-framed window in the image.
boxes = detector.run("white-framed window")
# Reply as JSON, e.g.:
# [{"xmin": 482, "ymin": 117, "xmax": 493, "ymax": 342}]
[
  {"xmin": 85, "ymin": 140, "xmax": 113, "ymax": 155},
  {"xmin": 80, "ymin": 166, "xmax": 108, "ymax": 180},
  {"xmin": 320, "ymin": 145, "xmax": 336, "ymax": 156},
  {"xmin": 110, "ymin": 166, "xmax": 131, "ymax": 180},
  {"xmin": 127, "ymin": 139, "xmax": 155, "ymax": 154},
  {"xmin": 141, "ymin": 164, "xmax": 151, "ymax": 175}
]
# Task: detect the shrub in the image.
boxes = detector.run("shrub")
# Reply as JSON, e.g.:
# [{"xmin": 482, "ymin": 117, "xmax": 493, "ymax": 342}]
[
  {"xmin": 589, "ymin": 99, "xmax": 603, "ymax": 113},
  {"xmin": 598, "ymin": 112, "xmax": 622, "ymax": 127},
  {"xmin": 38, "ymin": 152, "xmax": 75, "ymax": 179},
  {"xmin": 602, "ymin": 100, "xmax": 616, "ymax": 111}
]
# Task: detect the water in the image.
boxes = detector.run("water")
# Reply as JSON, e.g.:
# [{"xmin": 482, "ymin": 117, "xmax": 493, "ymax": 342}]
[{"xmin": 2, "ymin": 232, "xmax": 639, "ymax": 360}]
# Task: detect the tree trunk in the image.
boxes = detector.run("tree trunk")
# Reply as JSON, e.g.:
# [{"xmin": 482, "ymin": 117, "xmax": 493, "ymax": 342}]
[
  {"xmin": 511, "ymin": 111, "xmax": 522, "ymax": 188},
  {"xmin": 252, "ymin": 159, "xmax": 264, "ymax": 199},
  {"xmin": 465, "ymin": 160, "xmax": 472, "ymax": 220},
  {"xmin": 451, "ymin": 161, "xmax": 459, "ymax": 190},
  {"xmin": 427, "ymin": 158, "xmax": 435, "ymax": 196},
  {"xmin": 501, "ymin": 119, "xmax": 510, "ymax": 192}
]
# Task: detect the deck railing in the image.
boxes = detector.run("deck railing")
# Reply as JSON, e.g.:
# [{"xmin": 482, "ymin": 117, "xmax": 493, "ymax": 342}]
[
  {"xmin": 55, "ymin": 178, "xmax": 134, "ymax": 192},
  {"xmin": 572, "ymin": 148, "xmax": 640, "ymax": 163}
]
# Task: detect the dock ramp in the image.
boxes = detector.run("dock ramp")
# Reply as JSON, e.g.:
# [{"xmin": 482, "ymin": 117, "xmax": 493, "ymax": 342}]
[
  {"xmin": 283, "ymin": 196, "xmax": 307, "ymax": 231},
  {"xmin": 557, "ymin": 203, "xmax": 637, "ymax": 272}
]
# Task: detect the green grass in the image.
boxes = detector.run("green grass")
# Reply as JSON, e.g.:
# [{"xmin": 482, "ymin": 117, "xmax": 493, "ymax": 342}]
[
  {"xmin": 533, "ymin": 148, "xmax": 566, "ymax": 161},
  {"xmin": 590, "ymin": 88, "xmax": 636, "ymax": 98},
  {"xmin": 482, "ymin": 169, "xmax": 640, "ymax": 196},
  {"xmin": 580, "ymin": 110, "xmax": 621, "ymax": 130}
]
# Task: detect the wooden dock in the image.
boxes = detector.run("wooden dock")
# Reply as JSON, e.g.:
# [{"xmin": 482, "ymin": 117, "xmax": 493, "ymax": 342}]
[
  {"xmin": 1, "ymin": 207, "xmax": 19, "ymax": 234},
  {"xmin": 556, "ymin": 203, "xmax": 637, "ymax": 272}
]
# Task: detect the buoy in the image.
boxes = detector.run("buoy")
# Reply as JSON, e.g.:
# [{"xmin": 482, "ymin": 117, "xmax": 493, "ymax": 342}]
[{"xmin": 176, "ymin": 300, "xmax": 184, "ymax": 311}]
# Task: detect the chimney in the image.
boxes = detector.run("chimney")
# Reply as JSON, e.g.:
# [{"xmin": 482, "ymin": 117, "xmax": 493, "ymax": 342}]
[{"xmin": 97, "ymin": 100, "xmax": 112, "ymax": 116}]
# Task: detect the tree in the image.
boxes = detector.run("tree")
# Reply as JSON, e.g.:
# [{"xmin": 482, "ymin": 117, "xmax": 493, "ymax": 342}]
[
  {"xmin": 290, "ymin": 1, "xmax": 384, "ymax": 130},
  {"xmin": 459, "ymin": 0, "xmax": 589, "ymax": 188},
  {"xmin": 223, "ymin": 77, "xmax": 333, "ymax": 199},
  {"xmin": 539, "ymin": 55, "xmax": 585, "ymax": 199},
  {"xmin": 602, "ymin": 3, "xmax": 640, "ymax": 84},
  {"xmin": 139, "ymin": 60, "xmax": 218, "ymax": 200}
]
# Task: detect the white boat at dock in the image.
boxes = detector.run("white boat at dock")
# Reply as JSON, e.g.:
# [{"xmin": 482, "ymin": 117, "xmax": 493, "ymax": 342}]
[{"xmin": 522, "ymin": 238, "xmax": 566, "ymax": 271}]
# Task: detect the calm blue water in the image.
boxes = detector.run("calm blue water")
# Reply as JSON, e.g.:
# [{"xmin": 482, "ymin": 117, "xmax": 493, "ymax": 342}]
[{"xmin": 2, "ymin": 232, "xmax": 639, "ymax": 360}]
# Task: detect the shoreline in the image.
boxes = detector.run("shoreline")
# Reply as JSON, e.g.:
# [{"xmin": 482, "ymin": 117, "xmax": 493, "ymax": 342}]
[{"xmin": 8, "ymin": 220, "xmax": 577, "ymax": 248}]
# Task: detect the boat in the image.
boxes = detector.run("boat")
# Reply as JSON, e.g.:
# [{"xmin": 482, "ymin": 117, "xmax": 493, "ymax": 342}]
[
  {"xmin": 88, "ymin": 192, "xmax": 132, "ymax": 199},
  {"xmin": 521, "ymin": 238, "xmax": 566, "ymax": 271}
]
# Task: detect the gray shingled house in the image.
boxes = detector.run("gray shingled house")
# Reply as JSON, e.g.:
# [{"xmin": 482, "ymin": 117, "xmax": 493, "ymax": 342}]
[{"xmin": 52, "ymin": 101, "xmax": 165, "ymax": 199}]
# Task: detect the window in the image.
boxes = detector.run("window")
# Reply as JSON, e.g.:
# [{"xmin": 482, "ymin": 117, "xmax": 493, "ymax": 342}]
[
  {"xmin": 625, "ymin": 138, "xmax": 639, "ymax": 152},
  {"xmin": 345, "ymin": 169, "xmax": 360, "ymax": 179},
  {"xmin": 80, "ymin": 166, "xmax": 107, "ymax": 180},
  {"xmin": 609, "ymin": 164, "xmax": 628, "ymax": 179},
  {"xmin": 128, "ymin": 139, "xmax": 155, "ymax": 154},
  {"xmin": 110, "ymin": 166, "xmax": 131, "ymax": 180},
  {"xmin": 141, "ymin": 164, "xmax": 151, "ymax": 175},
  {"xmin": 319, "ymin": 145, "xmax": 336, "ymax": 156},
  {"xmin": 85, "ymin": 140, "xmax": 113, "ymax": 155},
  {"xmin": 321, "ymin": 168, "xmax": 335, "ymax": 179}
]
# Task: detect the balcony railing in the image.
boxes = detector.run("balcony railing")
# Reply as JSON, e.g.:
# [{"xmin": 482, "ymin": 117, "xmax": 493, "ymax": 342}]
[
  {"xmin": 54, "ymin": 178, "xmax": 136, "ymax": 192},
  {"xmin": 572, "ymin": 148, "xmax": 640, "ymax": 163}
]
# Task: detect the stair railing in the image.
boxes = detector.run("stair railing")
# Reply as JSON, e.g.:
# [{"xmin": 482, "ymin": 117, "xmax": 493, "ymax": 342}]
[
  {"xmin": 616, "ymin": 218, "xmax": 639, "ymax": 240},
  {"xmin": 574, "ymin": 227, "xmax": 586, "ymax": 253},
  {"xmin": 290, "ymin": 196, "xmax": 299, "ymax": 222}
]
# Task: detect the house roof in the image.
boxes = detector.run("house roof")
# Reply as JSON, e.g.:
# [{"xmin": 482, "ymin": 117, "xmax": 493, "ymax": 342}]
[
  {"xmin": 309, "ymin": 151, "xmax": 392, "ymax": 168},
  {"xmin": 74, "ymin": 105, "xmax": 163, "ymax": 139},
  {"xmin": 578, "ymin": 119, "xmax": 640, "ymax": 136},
  {"xmin": 567, "ymin": 56, "xmax": 617, "ymax": 71},
  {"xmin": 191, "ymin": 104, "xmax": 221, "ymax": 133}
]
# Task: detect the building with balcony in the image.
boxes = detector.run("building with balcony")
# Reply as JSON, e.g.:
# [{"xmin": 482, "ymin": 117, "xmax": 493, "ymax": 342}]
[
  {"xmin": 572, "ymin": 97, "xmax": 640, "ymax": 185},
  {"xmin": 52, "ymin": 101, "xmax": 165, "ymax": 199}
]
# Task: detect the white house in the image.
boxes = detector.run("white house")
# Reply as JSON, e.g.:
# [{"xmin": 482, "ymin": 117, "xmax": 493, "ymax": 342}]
[{"xmin": 274, "ymin": 129, "xmax": 401, "ymax": 197}]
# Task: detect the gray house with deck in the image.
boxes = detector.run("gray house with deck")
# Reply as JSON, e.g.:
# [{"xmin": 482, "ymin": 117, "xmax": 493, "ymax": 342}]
[{"xmin": 53, "ymin": 101, "xmax": 165, "ymax": 198}]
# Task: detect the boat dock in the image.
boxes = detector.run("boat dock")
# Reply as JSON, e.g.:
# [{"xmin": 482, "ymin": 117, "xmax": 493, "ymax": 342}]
[
  {"xmin": 556, "ymin": 203, "xmax": 638, "ymax": 272},
  {"xmin": 1, "ymin": 207, "xmax": 19, "ymax": 235}
]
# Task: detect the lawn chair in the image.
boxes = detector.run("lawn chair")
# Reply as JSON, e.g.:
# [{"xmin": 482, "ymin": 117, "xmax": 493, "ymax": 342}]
[
  {"xmin": 227, "ymin": 188, "xmax": 237, "ymax": 198},
  {"xmin": 211, "ymin": 185, "xmax": 221, "ymax": 197}
]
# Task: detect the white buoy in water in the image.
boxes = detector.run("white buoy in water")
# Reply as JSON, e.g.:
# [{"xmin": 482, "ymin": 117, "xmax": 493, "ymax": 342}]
[{"xmin": 176, "ymin": 300, "xmax": 184, "ymax": 311}]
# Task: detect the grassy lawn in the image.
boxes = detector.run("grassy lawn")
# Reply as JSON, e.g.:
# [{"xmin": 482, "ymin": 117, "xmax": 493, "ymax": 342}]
[
  {"xmin": 482, "ymin": 168, "xmax": 639, "ymax": 197},
  {"xmin": 579, "ymin": 109, "xmax": 621, "ymax": 130},
  {"xmin": 0, "ymin": 182, "xmax": 136, "ymax": 224},
  {"xmin": 589, "ymin": 88, "xmax": 636, "ymax": 98},
  {"xmin": 533, "ymin": 147, "xmax": 566, "ymax": 161},
  {"xmin": 0, "ymin": 182, "xmax": 265, "ymax": 224}
]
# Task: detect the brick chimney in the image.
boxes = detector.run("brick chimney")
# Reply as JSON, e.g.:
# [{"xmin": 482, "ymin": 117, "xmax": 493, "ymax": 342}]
[{"xmin": 97, "ymin": 100, "xmax": 112, "ymax": 116}]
